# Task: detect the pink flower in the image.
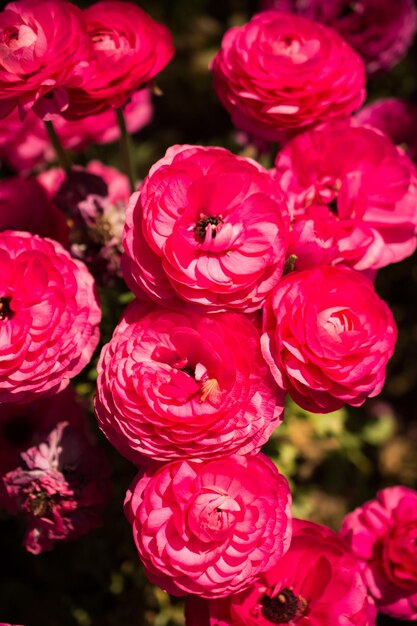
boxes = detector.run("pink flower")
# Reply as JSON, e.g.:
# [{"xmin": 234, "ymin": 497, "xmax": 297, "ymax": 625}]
[
  {"xmin": 0, "ymin": 0, "xmax": 92, "ymax": 120},
  {"xmin": 286, "ymin": 218, "xmax": 339, "ymax": 272},
  {"xmin": 261, "ymin": 266, "xmax": 397, "ymax": 413},
  {"xmin": 0, "ymin": 231, "xmax": 101, "ymax": 404},
  {"xmin": 341, "ymin": 486, "xmax": 417, "ymax": 620},
  {"xmin": 0, "ymin": 89, "xmax": 153, "ymax": 172},
  {"xmin": 122, "ymin": 145, "xmax": 289, "ymax": 312},
  {"xmin": 275, "ymin": 120, "xmax": 417, "ymax": 270},
  {"xmin": 261, "ymin": 0, "xmax": 417, "ymax": 74},
  {"xmin": 64, "ymin": 1, "xmax": 173, "ymax": 119},
  {"xmin": 0, "ymin": 176, "xmax": 68, "ymax": 246},
  {"xmin": 3, "ymin": 420, "xmax": 110, "ymax": 554},
  {"xmin": 355, "ymin": 98, "xmax": 417, "ymax": 162},
  {"xmin": 0, "ymin": 387, "xmax": 84, "ymax": 477},
  {"xmin": 186, "ymin": 519, "xmax": 376, "ymax": 625},
  {"xmin": 124, "ymin": 453, "xmax": 292, "ymax": 597},
  {"xmin": 95, "ymin": 301, "xmax": 284, "ymax": 464},
  {"xmin": 211, "ymin": 11, "xmax": 365, "ymax": 142}
]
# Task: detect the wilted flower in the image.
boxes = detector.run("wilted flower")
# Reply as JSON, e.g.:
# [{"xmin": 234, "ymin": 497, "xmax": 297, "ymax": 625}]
[
  {"xmin": 275, "ymin": 120, "xmax": 417, "ymax": 270},
  {"xmin": 122, "ymin": 145, "xmax": 289, "ymax": 312},
  {"xmin": 261, "ymin": 265, "xmax": 397, "ymax": 413},
  {"xmin": 186, "ymin": 519, "xmax": 376, "ymax": 625},
  {"xmin": 341, "ymin": 486, "xmax": 417, "ymax": 620},
  {"xmin": 125, "ymin": 453, "xmax": 292, "ymax": 597},
  {"xmin": 0, "ymin": 231, "xmax": 101, "ymax": 404},
  {"xmin": 3, "ymin": 421, "xmax": 110, "ymax": 554},
  {"xmin": 211, "ymin": 11, "xmax": 365, "ymax": 141},
  {"xmin": 95, "ymin": 301, "xmax": 284, "ymax": 464}
]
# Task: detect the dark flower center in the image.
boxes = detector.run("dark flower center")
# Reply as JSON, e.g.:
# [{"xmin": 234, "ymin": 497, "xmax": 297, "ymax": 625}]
[
  {"xmin": 328, "ymin": 197, "xmax": 338, "ymax": 215},
  {"xmin": 0, "ymin": 297, "xmax": 13, "ymax": 321},
  {"xmin": 194, "ymin": 216, "xmax": 222, "ymax": 243},
  {"xmin": 180, "ymin": 364, "xmax": 196, "ymax": 378},
  {"xmin": 261, "ymin": 588, "xmax": 302, "ymax": 624}
]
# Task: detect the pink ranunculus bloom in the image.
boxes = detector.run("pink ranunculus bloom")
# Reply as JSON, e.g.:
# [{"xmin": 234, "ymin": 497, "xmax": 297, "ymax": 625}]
[
  {"xmin": 355, "ymin": 98, "xmax": 417, "ymax": 163},
  {"xmin": 0, "ymin": 89, "xmax": 153, "ymax": 173},
  {"xmin": 0, "ymin": 0, "xmax": 92, "ymax": 120},
  {"xmin": 286, "ymin": 217, "xmax": 339, "ymax": 272},
  {"xmin": 211, "ymin": 11, "xmax": 365, "ymax": 142},
  {"xmin": 63, "ymin": 1, "xmax": 173, "ymax": 119},
  {"xmin": 186, "ymin": 519, "xmax": 376, "ymax": 626},
  {"xmin": 0, "ymin": 231, "xmax": 101, "ymax": 404},
  {"xmin": 261, "ymin": 0, "xmax": 417, "ymax": 75},
  {"xmin": 0, "ymin": 387, "xmax": 84, "ymax": 477},
  {"xmin": 0, "ymin": 177, "xmax": 68, "ymax": 246},
  {"xmin": 95, "ymin": 301, "xmax": 284, "ymax": 464},
  {"xmin": 275, "ymin": 120, "xmax": 417, "ymax": 271},
  {"xmin": 341, "ymin": 486, "xmax": 417, "ymax": 620},
  {"xmin": 261, "ymin": 265, "xmax": 397, "ymax": 413},
  {"xmin": 125, "ymin": 453, "xmax": 292, "ymax": 598},
  {"xmin": 39, "ymin": 161, "xmax": 129, "ymax": 284},
  {"xmin": 122, "ymin": 145, "xmax": 289, "ymax": 312},
  {"xmin": 3, "ymin": 420, "xmax": 110, "ymax": 554}
]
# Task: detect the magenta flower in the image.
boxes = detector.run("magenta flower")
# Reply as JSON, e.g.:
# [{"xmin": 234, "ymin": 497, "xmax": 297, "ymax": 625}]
[
  {"xmin": 261, "ymin": 266, "xmax": 397, "ymax": 413},
  {"xmin": 3, "ymin": 421, "xmax": 110, "ymax": 554},
  {"xmin": 0, "ymin": 231, "xmax": 101, "ymax": 404},
  {"xmin": 0, "ymin": 177, "xmax": 68, "ymax": 245},
  {"xmin": 0, "ymin": 0, "xmax": 92, "ymax": 119},
  {"xmin": 275, "ymin": 120, "xmax": 417, "ymax": 270},
  {"xmin": 355, "ymin": 98, "xmax": 417, "ymax": 162},
  {"xmin": 341, "ymin": 486, "xmax": 417, "ymax": 620},
  {"xmin": 125, "ymin": 453, "xmax": 292, "ymax": 597},
  {"xmin": 64, "ymin": 1, "xmax": 173, "ymax": 119},
  {"xmin": 211, "ymin": 11, "xmax": 365, "ymax": 142},
  {"xmin": 122, "ymin": 145, "xmax": 289, "ymax": 312},
  {"xmin": 95, "ymin": 300, "xmax": 284, "ymax": 464},
  {"xmin": 261, "ymin": 0, "xmax": 417, "ymax": 74},
  {"xmin": 186, "ymin": 519, "xmax": 376, "ymax": 625}
]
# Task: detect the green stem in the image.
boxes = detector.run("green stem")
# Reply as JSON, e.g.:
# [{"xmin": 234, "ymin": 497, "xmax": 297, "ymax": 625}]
[
  {"xmin": 44, "ymin": 120, "xmax": 72, "ymax": 173},
  {"xmin": 116, "ymin": 108, "xmax": 135, "ymax": 192}
]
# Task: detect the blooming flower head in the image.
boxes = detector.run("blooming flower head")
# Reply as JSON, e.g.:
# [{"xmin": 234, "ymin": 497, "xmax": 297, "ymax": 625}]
[
  {"xmin": 261, "ymin": 0, "xmax": 417, "ymax": 74},
  {"xmin": 0, "ymin": 0, "xmax": 92, "ymax": 119},
  {"xmin": 3, "ymin": 421, "xmax": 110, "ymax": 554},
  {"xmin": 64, "ymin": 1, "xmax": 173, "ymax": 118},
  {"xmin": 355, "ymin": 98, "xmax": 417, "ymax": 162},
  {"xmin": 95, "ymin": 300, "xmax": 284, "ymax": 464},
  {"xmin": 261, "ymin": 265, "xmax": 397, "ymax": 413},
  {"xmin": 0, "ymin": 231, "xmax": 101, "ymax": 404},
  {"xmin": 275, "ymin": 120, "xmax": 417, "ymax": 270},
  {"xmin": 122, "ymin": 145, "xmax": 289, "ymax": 312},
  {"xmin": 186, "ymin": 519, "xmax": 376, "ymax": 625},
  {"xmin": 125, "ymin": 453, "xmax": 292, "ymax": 597},
  {"xmin": 211, "ymin": 11, "xmax": 365, "ymax": 142},
  {"xmin": 341, "ymin": 486, "xmax": 417, "ymax": 620}
]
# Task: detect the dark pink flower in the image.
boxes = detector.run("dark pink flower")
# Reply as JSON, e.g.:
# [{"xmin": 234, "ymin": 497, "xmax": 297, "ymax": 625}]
[
  {"xmin": 261, "ymin": 266, "xmax": 397, "ymax": 413},
  {"xmin": 122, "ymin": 145, "xmax": 289, "ymax": 312},
  {"xmin": 0, "ymin": 90, "xmax": 153, "ymax": 173},
  {"xmin": 0, "ymin": 231, "xmax": 101, "ymax": 404},
  {"xmin": 64, "ymin": 1, "xmax": 173, "ymax": 119},
  {"xmin": 186, "ymin": 519, "xmax": 376, "ymax": 625},
  {"xmin": 125, "ymin": 453, "xmax": 292, "ymax": 597},
  {"xmin": 275, "ymin": 120, "xmax": 417, "ymax": 270},
  {"xmin": 0, "ymin": 0, "xmax": 92, "ymax": 119},
  {"xmin": 0, "ymin": 177, "xmax": 68, "ymax": 245},
  {"xmin": 211, "ymin": 11, "xmax": 365, "ymax": 142},
  {"xmin": 341, "ymin": 486, "xmax": 417, "ymax": 620},
  {"xmin": 261, "ymin": 0, "xmax": 417, "ymax": 74},
  {"xmin": 3, "ymin": 420, "xmax": 110, "ymax": 554},
  {"xmin": 95, "ymin": 301, "xmax": 284, "ymax": 464},
  {"xmin": 355, "ymin": 98, "xmax": 417, "ymax": 162},
  {"xmin": 286, "ymin": 217, "xmax": 338, "ymax": 271}
]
